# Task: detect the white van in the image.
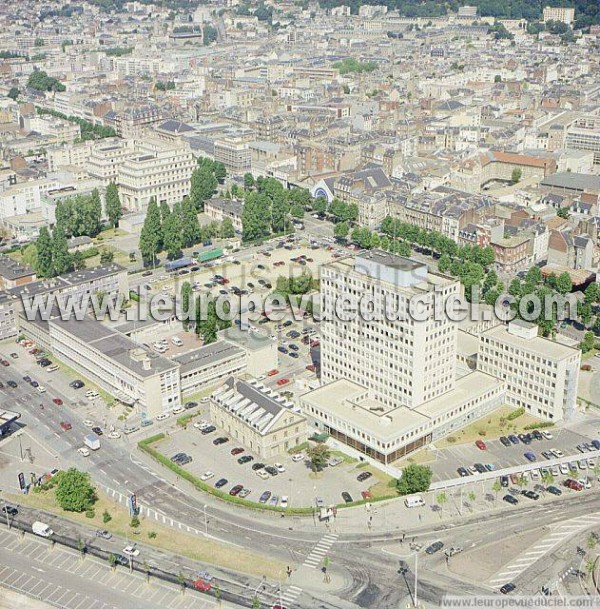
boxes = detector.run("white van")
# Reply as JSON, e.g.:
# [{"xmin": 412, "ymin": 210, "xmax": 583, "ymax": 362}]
[
  {"xmin": 46, "ymin": 364, "xmax": 59, "ymax": 372},
  {"xmin": 171, "ymin": 337, "xmax": 183, "ymax": 347},
  {"xmin": 404, "ymin": 495, "xmax": 425, "ymax": 508},
  {"xmin": 32, "ymin": 521, "xmax": 53, "ymax": 537}
]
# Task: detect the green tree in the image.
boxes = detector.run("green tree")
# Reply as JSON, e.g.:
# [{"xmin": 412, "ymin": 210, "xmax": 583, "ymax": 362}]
[
  {"xmin": 72, "ymin": 250, "xmax": 86, "ymax": 271},
  {"xmin": 557, "ymin": 206, "xmax": 570, "ymax": 219},
  {"xmin": 492, "ymin": 480, "xmax": 502, "ymax": 500},
  {"xmin": 252, "ymin": 596, "xmax": 261, "ymax": 609},
  {"xmin": 396, "ymin": 464, "xmax": 433, "ymax": 495},
  {"xmin": 312, "ymin": 197, "xmax": 328, "ymax": 214},
  {"xmin": 36, "ymin": 227, "xmax": 54, "ymax": 278},
  {"xmin": 100, "ymin": 250, "xmax": 114, "ymax": 264},
  {"xmin": 181, "ymin": 196, "xmax": 201, "ymax": 247},
  {"xmin": 52, "ymin": 224, "xmax": 72, "ymax": 276},
  {"xmin": 181, "ymin": 281, "xmax": 193, "ymax": 331},
  {"xmin": 290, "ymin": 204, "xmax": 304, "ymax": 218},
  {"xmin": 7, "ymin": 86, "xmax": 19, "ymax": 101},
  {"xmin": 220, "ymin": 217, "xmax": 235, "ymax": 239},
  {"xmin": 271, "ymin": 193, "xmax": 289, "ymax": 233},
  {"xmin": 104, "ymin": 182, "xmax": 122, "ymax": 228},
  {"xmin": 139, "ymin": 197, "xmax": 162, "ymax": 266},
  {"xmin": 22, "ymin": 243, "xmax": 38, "ymax": 270},
  {"xmin": 556, "ymin": 272, "xmax": 572, "ymax": 295},
  {"xmin": 213, "ymin": 161, "xmax": 226, "ymax": 183},
  {"xmin": 584, "ymin": 283, "xmax": 600, "ymax": 304},
  {"xmin": 244, "ymin": 172, "xmax": 255, "ymax": 190},
  {"xmin": 163, "ymin": 202, "xmax": 183, "ymax": 259},
  {"xmin": 189, "ymin": 165, "xmax": 217, "ymax": 211},
  {"xmin": 306, "ymin": 443, "xmax": 331, "ymax": 472},
  {"xmin": 334, "ymin": 221, "xmax": 349, "ymax": 241},
  {"xmin": 511, "ymin": 168, "xmax": 522, "ymax": 184},
  {"xmin": 55, "ymin": 468, "xmax": 96, "ymax": 512}
]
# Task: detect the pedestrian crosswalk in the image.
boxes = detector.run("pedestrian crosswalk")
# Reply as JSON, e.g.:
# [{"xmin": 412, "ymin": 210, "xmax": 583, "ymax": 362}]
[
  {"xmin": 303, "ymin": 533, "xmax": 338, "ymax": 569},
  {"xmin": 488, "ymin": 512, "xmax": 600, "ymax": 586},
  {"xmin": 280, "ymin": 584, "xmax": 303, "ymax": 606}
]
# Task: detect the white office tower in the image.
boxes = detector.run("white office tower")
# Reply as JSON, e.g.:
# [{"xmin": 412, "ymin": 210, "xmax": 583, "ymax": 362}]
[{"xmin": 320, "ymin": 250, "xmax": 460, "ymax": 409}]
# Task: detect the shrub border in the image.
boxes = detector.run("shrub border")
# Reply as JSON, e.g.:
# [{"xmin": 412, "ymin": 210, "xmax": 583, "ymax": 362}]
[{"xmin": 138, "ymin": 434, "xmax": 397, "ymax": 513}]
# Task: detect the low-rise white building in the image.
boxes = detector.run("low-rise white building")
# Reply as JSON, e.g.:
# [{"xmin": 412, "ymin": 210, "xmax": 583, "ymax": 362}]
[{"xmin": 477, "ymin": 320, "xmax": 580, "ymax": 421}]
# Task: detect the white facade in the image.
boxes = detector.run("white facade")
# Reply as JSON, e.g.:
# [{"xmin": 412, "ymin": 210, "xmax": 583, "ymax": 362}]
[
  {"xmin": 117, "ymin": 139, "xmax": 196, "ymax": 211},
  {"xmin": 477, "ymin": 321, "xmax": 580, "ymax": 421},
  {"xmin": 320, "ymin": 251, "xmax": 460, "ymax": 409}
]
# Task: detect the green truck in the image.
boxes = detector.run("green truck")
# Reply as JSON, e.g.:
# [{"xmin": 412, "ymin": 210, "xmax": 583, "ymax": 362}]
[{"xmin": 194, "ymin": 248, "xmax": 224, "ymax": 263}]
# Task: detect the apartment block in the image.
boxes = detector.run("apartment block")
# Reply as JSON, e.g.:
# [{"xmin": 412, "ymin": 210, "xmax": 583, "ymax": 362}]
[
  {"xmin": 214, "ymin": 137, "xmax": 251, "ymax": 174},
  {"xmin": 542, "ymin": 6, "xmax": 575, "ymax": 25},
  {"xmin": 477, "ymin": 320, "xmax": 580, "ymax": 421},
  {"xmin": 117, "ymin": 139, "xmax": 196, "ymax": 211}
]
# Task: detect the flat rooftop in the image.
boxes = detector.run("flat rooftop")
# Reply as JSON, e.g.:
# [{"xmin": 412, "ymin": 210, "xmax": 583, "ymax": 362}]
[
  {"xmin": 173, "ymin": 340, "xmax": 245, "ymax": 375},
  {"xmin": 49, "ymin": 316, "xmax": 178, "ymax": 378},
  {"xmin": 481, "ymin": 324, "xmax": 580, "ymax": 361},
  {"xmin": 356, "ymin": 250, "xmax": 424, "ymax": 273},
  {"xmin": 302, "ymin": 372, "xmax": 504, "ymax": 445},
  {"xmin": 8, "ymin": 264, "xmax": 125, "ymax": 299},
  {"xmin": 0, "ymin": 256, "xmax": 35, "ymax": 280}
]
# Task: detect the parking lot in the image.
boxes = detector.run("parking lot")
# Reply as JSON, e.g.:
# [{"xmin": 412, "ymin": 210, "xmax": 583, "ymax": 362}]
[
  {"xmin": 429, "ymin": 425, "xmax": 598, "ymax": 483},
  {"xmin": 0, "ymin": 529, "xmax": 216, "ymax": 609},
  {"xmin": 155, "ymin": 427, "xmax": 383, "ymax": 509}
]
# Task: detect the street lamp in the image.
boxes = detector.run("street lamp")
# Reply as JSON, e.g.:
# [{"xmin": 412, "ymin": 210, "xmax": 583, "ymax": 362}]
[
  {"xmin": 0, "ymin": 490, "xmax": 10, "ymax": 530},
  {"xmin": 203, "ymin": 504, "xmax": 208, "ymax": 537}
]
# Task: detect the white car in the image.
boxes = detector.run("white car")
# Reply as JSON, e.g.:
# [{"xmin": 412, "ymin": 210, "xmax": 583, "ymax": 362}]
[
  {"xmin": 256, "ymin": 375, "xmax": 266, "ymax": 381},
  {"xmin": 155, "ymin": 412, "xmax": 170, "ymax": 421},
  {"xmin": 200, "ymin": 397, "xmax": 210, "ymax": 404},
  {"xmin": 122, "ymin": 545, "xmax": 139, "ymax": 557},
  {"xmin": 578, "ymin": 478, "xmax": 592, "ymax": 490},
  {"xmin": 559, "ymin": 463, "xmax": 569, "ymax": 475},
  {"xmin": 85, "ymin": 390, "xmax": 96, "ymax": 398},
  {"xmin": 107, "ymin": 431, "xmax": 121, "ymax": 440},
  {"xmin": 280, "ymin": 495, "xmax": 289, "ymax": 509},
  {"xmin": 37, "ymin": 385, "xmax": 46, "ymax": 394},
  {"xmin": 87, "ymin": 392, "xmax": 99, "ymax": 400},
  {"xmin": 78, "ymin": 447, "xmax": 90, "ymax": 457},
  {"xmin": 274, "ymin": 463, "xmax": 286, "ymax": 473},
  {"xmin": 193, "ymin": 420, "xmax": 210, "ymax": 430},
  {"xmin": 200, "ymin": 471, "xmax": 214, "ymax": 481},
  {"xmin": 551, "ymin": 466, "xmax": 560, "ymax": 476},
  {"xmin": 256, "ymin": 470, "xmax": 269, "ymax": 480},
  {"xmin": 83, "ymin": 419, "xmax": 94, "ymax": 427},
  {"xmin": 541, "ymin": 431, "xmax": 554, "ymax": 440},
  {"xmin": 291, "ymin": 453, "xmax": 304, "ymax": 462},
  {"xmin": 587, "ymin": 459, "xmax": 596, "ymax": 469},
  {"xmin": 551, "ymin": 448, "xmax": 563, "ymax": 458},
  {"xmin": 172, "ymin": 406, "xmax": 185, "ymax": 415}
]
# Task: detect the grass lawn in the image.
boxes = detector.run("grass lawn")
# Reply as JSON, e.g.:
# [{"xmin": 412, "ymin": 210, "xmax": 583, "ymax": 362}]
[
  {"xmin": 436, "ymin": 405, "xmax": 544, "ymax": 448},
  {"xmin": 9, "ymin": 486, "xmax": 284, "ymax": 578},
  {"xmin": 392, "ymin": 447, "xmax": 436, "ymax": 469}
]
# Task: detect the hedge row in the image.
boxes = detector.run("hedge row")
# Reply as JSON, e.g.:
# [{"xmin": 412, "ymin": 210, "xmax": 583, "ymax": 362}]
[{"xmin": 138, "ymin": 434, "xmax": 314, "ymax": 515}]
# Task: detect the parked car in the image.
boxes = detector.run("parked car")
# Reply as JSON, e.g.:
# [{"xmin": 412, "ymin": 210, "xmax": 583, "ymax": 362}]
[
  {"xmin": 524, "ymin": 452, "xmax": 537, "ymax": 462},
  {"xmin": 475, "ymin": 440, "xmax": 486, "ymax": 450},
  {"xmin": 60, "ymin": 421, "xmax": 72, "ymax": 431},
  {"xmin": 259, "ymin": 491, "xmax": 272, "ymax": 504},
  {"xmin": 229, "ymin": 485, "xmax": 244, "ymax": 496},
  {"xmin": 508, "ymin": 435, "xmax": 519, "ymax": 444},
  {"xmin": 499, "ymin": 436, "xmax": 511, "ymax": 447},
  {"xmin": 547, "ymin": 485, "xmax": 562, "ymax": 496},
  {"xmin": 95, "ymin": 529, "xmax": 112, "ymax": 539},
  {"xmin": 238, "ymin": 455, "xmax": 254, "ymax": 465},
  {"xmin": 201, "ymin": 425, "xmax": 216, "ymax": 435},
  {"xmin": 500, "ymin": 583, "xmax": 516, "ymax": 595},
  {"xmin": 425, "ymin": 541, "xmax": 444, "ymax": 555},
  {"xmin": 215, "ymin": 478, "xmax": 228, "ymax": 489},
  {"xmin": 231, "ymin": 447, "xmax": 245, "ymax": 456},
  {"xmin": 357, "ymin": 471, "xmax": 373, "ymax": 482},
  {"xmin": 503, "ymin": 494, "xmax": 518, "ymax": 505},
  {"xmin": 521, "ymin": 490, "xmax": 540, "ymax": 500},
  {"xmin": 341, "ymin": 491, "xmax": 353, "ymax": 504},
  {"xmin": 213, "ymin": 437, "xmax": 229, "ymax": 445}
]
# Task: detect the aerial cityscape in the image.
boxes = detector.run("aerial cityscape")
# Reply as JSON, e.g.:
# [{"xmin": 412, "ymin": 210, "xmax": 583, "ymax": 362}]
[{"xmin": 0, "ymin": 0, "xmax": 599, "ymax": 608}]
